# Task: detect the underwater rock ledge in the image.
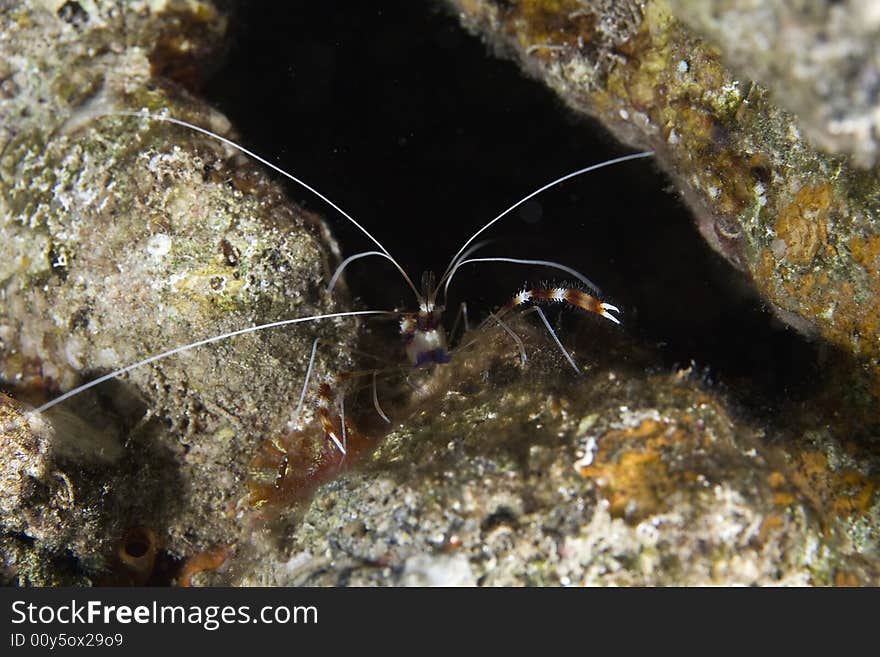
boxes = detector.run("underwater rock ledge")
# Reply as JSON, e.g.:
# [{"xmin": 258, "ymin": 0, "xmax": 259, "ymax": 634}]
[
  {"xmin": 668, "ymin": 0, "xmax": 880, "ymax": 169},
  {"xmin": 0, "ymin": 1, "xmax": 357, "ymax": 584},
  {"xmin": 223, "ymin": 320, "xmax": 878, "ymax": 586},
  {"xmin": 447, "ymin": 0, "xmax": 880, "ymax": 400}
]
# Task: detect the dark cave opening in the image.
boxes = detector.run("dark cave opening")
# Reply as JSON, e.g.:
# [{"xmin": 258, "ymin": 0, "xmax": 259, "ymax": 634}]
[{"xmin": 200, "ymin": 1, "xmax": 825, "ymax": 415}]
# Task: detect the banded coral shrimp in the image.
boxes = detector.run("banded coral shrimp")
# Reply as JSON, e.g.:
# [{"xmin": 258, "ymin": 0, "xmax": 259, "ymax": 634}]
[{"xmin": 4, "ymin": 106, "xmax": 652, "ymax": 510}]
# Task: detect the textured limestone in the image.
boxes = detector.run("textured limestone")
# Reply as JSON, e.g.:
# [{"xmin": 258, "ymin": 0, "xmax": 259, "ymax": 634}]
[
  {"xmin": 222, "ymin": 318, "xmax": 878, "ymax": 586},
  {"xmin": 668, "ymin": 0, "xmax": 880, "ymax": 168},
  {"xmin": 447, "ymin": 0, "xmax": 880, "ymax": 406},
  {"xmin": 0, "ymin": 1, "xmax": 357, "ymax": 583}
]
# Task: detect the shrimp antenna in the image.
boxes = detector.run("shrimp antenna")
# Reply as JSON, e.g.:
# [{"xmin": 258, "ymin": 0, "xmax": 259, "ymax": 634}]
[
  {"xmin": 327, "ymin": 250, "xmax": 397, "ymax": 295},
  {"xmin": 101, "ymin": 110, "xmax": 421, "ymax": 301},
  {"xmin": 435, "ymin": 151, "xmax": 655, "ymax": 295},
  {"xmin": 28, "ymin": 309, "xmax": 394, "ymax": 417}
]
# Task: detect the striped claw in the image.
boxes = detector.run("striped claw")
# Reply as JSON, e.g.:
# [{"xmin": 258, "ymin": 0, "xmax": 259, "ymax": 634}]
[{"xmin": 599, "ymin": 302, "xmax": 621, "ymax": 325}]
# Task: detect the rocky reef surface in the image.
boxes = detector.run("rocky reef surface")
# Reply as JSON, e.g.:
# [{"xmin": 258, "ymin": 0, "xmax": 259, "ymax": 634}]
[
  {"xmin": 0, "ymin": 0, "xmax": 357, "ymax": 584},
  {"xmin": 668, "ymin": 0, "xmax": 880, "ymax": 168},
  {"xmin": 1, "ymin": 0, "xmax": 878, "ymax": 585},
  {"xmin": 230, "ymin": 321, "xmax": 878, "ymax": 586},
  {"xmin": 448, "ymin": 0, "xmax": 880, "ymax": 405}
]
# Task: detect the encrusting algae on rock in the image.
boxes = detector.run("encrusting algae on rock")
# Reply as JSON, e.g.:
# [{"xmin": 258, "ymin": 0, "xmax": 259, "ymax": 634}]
[
  {"xmin": 447, "ymin": 0, "xmax": 880, "ymax": 399},
  {"xmin": 0, "ymin": 1, "xmax": 358, "ymax": 584},
  {"xmin": 667, "ymin": 0, "xmax": 880, "ymax": 169},
  {"xmin": 222, "ymin": 318, "xmax": 878, "ymax": 586},
  {"xmin": 442, "ymin": 1, "xmax": 880, "ymax": 580}
]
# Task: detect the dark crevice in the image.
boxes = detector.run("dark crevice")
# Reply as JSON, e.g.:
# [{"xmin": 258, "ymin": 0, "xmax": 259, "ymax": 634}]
[{"xmin": 201, "ymin": 1, "xmax": 826, "ymax": 417}]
